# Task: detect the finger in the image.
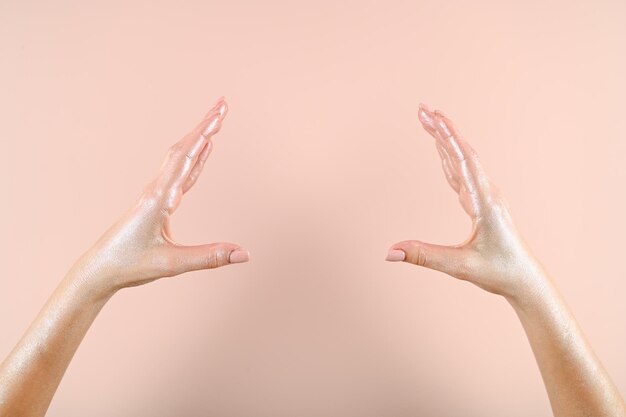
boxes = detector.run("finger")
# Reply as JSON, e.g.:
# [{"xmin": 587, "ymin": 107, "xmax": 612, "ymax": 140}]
[
  {"xmin": 386, "ymin": 240, "xmax": 465, "ymax": 277},
  {"xmin": 182, "ymin": 140, "xmax": 213, "ymax": 194},
  {"xmin": 434, "ymin": 112, "xmax": 495, "ymax": 213},
  {"xmin": 432, "ymin": 110, "xmax": 475, "ymax": 165},
  {"xmin": 202, "ymin": 97, "xmax": 229, "ymax": 120},
  {"xmin": 417, "ymin": 103, "xmax": 439, "ymax": 139},
  {"xmin": 159, "ymin": 98, "xmax": 226, "ymax": 182},
  {"xmin": 153, "ymin": 114, "xmax": 219, "ymax": 215},
  {"xmin": 419, "ymin": 104, "xmax": 475, "ymax": 170},
  {"xmin": 420, "ymin": 108, "xmax": 470, "ymax": 207},
  {"xmin": 435, "ymin": 138, "xmax": 477, "ymax": 216},
  {"xmin": 166, "ymin": 97, "xmax": 228, "ymax": 169},
  {"xmin": 153, "ymin": 98, "xmax": 228, "ymax": 214},
  {"xmin": 420, "ymin": 108, "xmax": 462, "ymax": 193},
  {"xmin": 432, "ymin": 125, "xmax": 477, "ymax": 216},
  {"xmin": 419, "ymin": 104, "xmax": 493, "ymax": 216},
  {"xmin": 442, "ymin": 157, "xmax": 461, "ymax": 193},
  {"xmin": 175, "ymin": 112, "xmax": 222, "ymax": 175},
  {"xmin": 165, "ymin": 242, "xmax": 250, "ymax": 276},
  {"xmin": 436, "ymin": 141, "xmax": 460, "ymax": 193},
  {"xmin": 458, "ymin": 184, "xmax": 477, "ymax": 217},
  {"xmin": 180, "ymin": 99, "xmax": 228, "ymax": 194},
  {"xmin": 431, "ymin": 110, "xmax": 489, "ymax": 192},
  {"xmin": 419, "ymin": 106, "xmax": 469, "ymax": 194}
]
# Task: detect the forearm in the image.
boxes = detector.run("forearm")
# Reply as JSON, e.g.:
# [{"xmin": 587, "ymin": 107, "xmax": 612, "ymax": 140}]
[
  {"xmin": 0, "ymin": 270, "xmax": 114, "ymax": 417},
  {"xmin": 0, "ymin": 97, "xmax": 234, "ymax": 417},
  {"xmin": 507, "ymin": 273, "xmax": 626, "ymax": 417},
  {"xmin": 390, "ymin": 103, "xmax": 626, "ymax": 415}
]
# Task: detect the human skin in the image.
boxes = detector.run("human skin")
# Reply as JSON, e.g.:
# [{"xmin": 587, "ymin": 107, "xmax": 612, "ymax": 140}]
[
  {"xmin": 386, "ymin": 103, "xmax": 626, "ymax": 417},
  {"xmin": 0, "ymin": 97, "xmax": 249, "ymax": 417}
]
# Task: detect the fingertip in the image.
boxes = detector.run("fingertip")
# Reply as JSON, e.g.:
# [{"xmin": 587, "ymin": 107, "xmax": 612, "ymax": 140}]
[
  {"xmin": 418, "ymin": 108, "xmax": 438, "ymax": 136},
  {"xmin": 386, "ymin": 249, "xmax": 406, "ymax": 262},
  {"xmin": 217, "ymin": 100, "xmax": 228, "ymax": 119},
  {"xmin": 229, "ymin": 248, "xmax": 250, "ymax": 264},
  {"xmin": 417, "ymin": 106, "xmax": 431, "ymax": 120},
  {"xmin": 418, "ymin": 102, "xmax": 433, "ymax": 112},
  {"xmin": 202, "ymin": 97, "xmax": 226, "ymax": 120}
]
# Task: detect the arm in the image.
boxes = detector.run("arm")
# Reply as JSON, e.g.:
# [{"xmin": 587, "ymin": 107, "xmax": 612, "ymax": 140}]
[
  {"xmin": 386, "ymin": 103, "xmax": 626, "ymax": 417},
  {"xmin": 0, "ymin": 97, "xmax": 250, "ymax": 417}
]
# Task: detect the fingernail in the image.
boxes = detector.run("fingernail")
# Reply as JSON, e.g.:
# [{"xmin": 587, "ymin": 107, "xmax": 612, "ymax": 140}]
[
  {"xmin": 203, "ymin": 97, "xmax": 226, "ymax": 119},
  {"xmin": 419, "ymin": 102, "xmax": 433, "ymax": 112},
  {"xmin": 209, "ymin": 97, "xmax": 223, "ymax": 112},
  {"xmin": 418, "ymin": 107, "xmax": 435, "ymax": 125},
  {"xmin": 229, "ymin": 249, "xmax": 250, "ymax": 264},
  {"xmin": 217, "ymin": 100, "xmax": 228, "ymax": 118},
  {"xmin": 202, "ymin": 114, "xmax": 221, "ymax": 136},
  {"xmin": 386, "ymin": 249, "xmax": 406, "ymax": 262}
]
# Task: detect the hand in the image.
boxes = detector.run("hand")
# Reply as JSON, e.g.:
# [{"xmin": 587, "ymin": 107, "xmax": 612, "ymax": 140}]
[
  {"xmin": 70, "ymin": 97, "xmax": 250, "ymax": 296},
  {"xmin": 386, "ymin": 103, "xmax": 545, "ymax": 299}
]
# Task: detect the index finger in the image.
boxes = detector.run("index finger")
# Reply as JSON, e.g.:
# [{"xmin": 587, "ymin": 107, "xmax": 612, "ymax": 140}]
[
  {"xmin": 160, "ymin": 99, "xmax": 227, "ymax": 182},
  {"xmin": 178, "ymin": 98, "xmax": 228, "ymax": 163}
]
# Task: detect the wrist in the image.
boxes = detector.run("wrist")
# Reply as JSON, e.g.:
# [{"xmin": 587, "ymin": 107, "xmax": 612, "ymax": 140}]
[
  {"xmin": 503, "ymin": 269, "xmax": 555, "ymax": 314},
  {"xmin": 62, "ymin": 266, "xmax": 118, "ymax": 307}
]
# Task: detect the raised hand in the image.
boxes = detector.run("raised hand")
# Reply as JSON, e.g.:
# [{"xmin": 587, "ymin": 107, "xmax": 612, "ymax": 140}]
[
  {"xmin": 386, "ymin": 103, "xmax": 626, "ymax": 417},
  {"xmin": 386, "ymin": 103, "xmax": 544, "ymax": 299},
  {"xmin": 0, "ymin": 97, "xmax": 249, "ymax": 417},
  {"xmin": 71, "ymin": 97, "xmax": 250, "ymax": 295}
]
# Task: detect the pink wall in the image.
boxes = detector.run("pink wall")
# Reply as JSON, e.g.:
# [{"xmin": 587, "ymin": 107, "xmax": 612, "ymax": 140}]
[{"xmin": 1, "ymin": 0, "xmax": 625, "ymax": 415}]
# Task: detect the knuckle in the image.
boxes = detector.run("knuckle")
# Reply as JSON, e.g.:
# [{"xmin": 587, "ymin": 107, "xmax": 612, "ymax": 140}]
[
  {"xmin": 205, "ymin": 250, "xmax": 227, "ymax": 269},
  {"xmin": 484, "ymin": 189, "xmax": 510, "ymax": 216},
  {"xmin": 411, "ymin": 242, "xmax": 428, "ymax": 267},
  {"xmin": 136, "ymin": 183, "xmax": 172, "ymax": 215},
  {"xmin": 205, "ymin": 253, "xmax": 217, "ymax": 269},
  {"xmin": 136, "ymin": 183, "xmax": 163, "ymax": 209},
  {"xmin": 138, "ymin": 195, "xmax": 159, "ymax": 212}
]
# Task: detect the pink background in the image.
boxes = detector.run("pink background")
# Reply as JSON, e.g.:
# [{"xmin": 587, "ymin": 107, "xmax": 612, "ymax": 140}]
[{"xmin": 1, "ymin": 0, "xmax": 625, "ymax": 415}]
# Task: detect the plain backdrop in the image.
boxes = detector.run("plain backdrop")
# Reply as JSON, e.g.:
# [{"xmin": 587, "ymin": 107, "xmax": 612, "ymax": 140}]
[{"xmin": 1, "ymin": 0, "xmax": 625, "ymax": 416}]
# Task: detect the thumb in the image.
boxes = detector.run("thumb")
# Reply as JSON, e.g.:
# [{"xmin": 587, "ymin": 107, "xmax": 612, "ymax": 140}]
[
  {"xmin": 386, "ymin": 240, "xmax": 463, "ymax": 277},
  {"xmin": 167, "ymin": 242, "xmax": 250, "ymax": 275}
]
